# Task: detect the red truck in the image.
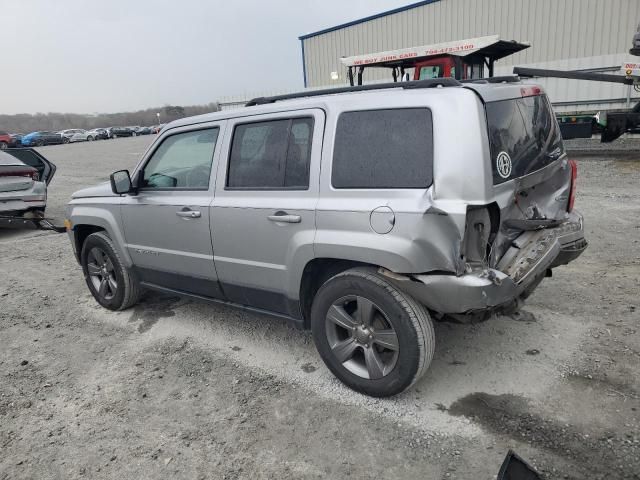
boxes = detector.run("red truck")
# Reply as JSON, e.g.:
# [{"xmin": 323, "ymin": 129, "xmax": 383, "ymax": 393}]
[{"xmin": 0, "ymin": 131, "xmax": 11, "ymax": 150}]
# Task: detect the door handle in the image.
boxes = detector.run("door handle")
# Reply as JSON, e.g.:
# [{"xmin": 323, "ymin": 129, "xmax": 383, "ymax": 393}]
[
  {"xmin": 267, "ymin": 213, "xmax": 301, "ymax": 224},
  {"xmin": 176, "ymin": 209, "xmax": 201, "ymax": 218}
]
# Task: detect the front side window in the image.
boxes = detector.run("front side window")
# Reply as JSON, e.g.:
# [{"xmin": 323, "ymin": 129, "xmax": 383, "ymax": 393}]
[
  {"xmin": 142, "ymin": 128, "xmax": 218, "ymax": 189},
  {"xmin": 227, "ymin": 117, "xmax": 313, "ymax": 189},
  {"xmin": 332, "ymin": 108, "xmax": 433, "ymax": 189}
]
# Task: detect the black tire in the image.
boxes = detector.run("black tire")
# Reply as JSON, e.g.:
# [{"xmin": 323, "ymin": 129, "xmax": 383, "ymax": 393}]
[
  {"xmin": 80, "ymin": 231, "xmax": 142, "ymax": 311},
  {"xmin": 311, "ymin": 267, "xmax": 435, "ymax": 397},
  {"xmin": 36, "ymin": 140, "xmax": 45, "ymax": 147},
  {"xmin": 87, "ymin": 136, "xmax": 94, "ymax": 141}
]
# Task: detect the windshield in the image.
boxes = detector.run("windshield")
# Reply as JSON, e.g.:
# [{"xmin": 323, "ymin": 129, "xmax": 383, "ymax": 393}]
[{"xmin": 485, "ymin": 94, "xmax": 564, "ymax": 184}]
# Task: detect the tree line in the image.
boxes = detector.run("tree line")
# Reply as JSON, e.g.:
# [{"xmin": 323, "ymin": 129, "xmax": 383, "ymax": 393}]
[{"xmin": 0, "ymin": 103, "xmax": 220, "ymax": 134}]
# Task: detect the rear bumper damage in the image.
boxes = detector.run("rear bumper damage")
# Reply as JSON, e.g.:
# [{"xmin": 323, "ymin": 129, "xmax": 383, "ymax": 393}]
[{"xmin": 382, "ymin": 211, "xmax": 587, "ymax": 316}]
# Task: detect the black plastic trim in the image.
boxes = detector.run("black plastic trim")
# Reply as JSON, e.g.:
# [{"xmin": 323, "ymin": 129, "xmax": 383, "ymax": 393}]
[
  {"xmin": 139, "ymin": 282, "xmax": 305, "ymax": 330},
  {"xmin": 245, "ymin": 78, "xmax": 461, "ymax": 106},
  {"xmin": 133, "ymin": 266, "xmax": 225, "ymax": 300}
]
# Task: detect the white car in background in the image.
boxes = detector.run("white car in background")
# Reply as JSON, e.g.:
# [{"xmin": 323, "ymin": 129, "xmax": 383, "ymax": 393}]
[{"xmin": 57, "ymin": 129, "xmax": 93, "ymax": 143}]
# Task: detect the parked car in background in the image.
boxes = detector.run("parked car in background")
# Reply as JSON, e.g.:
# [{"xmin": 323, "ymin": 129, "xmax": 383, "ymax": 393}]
[
  {"xmin": 58, "ymin": 129, "xmax": 87, "ymax": 143},
  {"xmin": 110, "ymin": 127, "xmax": 135, "ymax": 138},
  {"xmin": 135, "ymin": 126, "xmax": 152, "ymax": 135},
  {"xmin": 65, "ymin": 79, "xmax": 586, "ymax": 397},
  {"xmin": 0, "ymin": 148, "xmax": 56, "ymax": 216},
  {"xmin": 0, "ymin": 131, "xmax": 10, "ymax": 150},
  {"xmin": 8, "ymin": 134, "xmax": 23, "ymax": 148},
  {"xmin": 87, "ymin": 128, "xmax": 109, "ymax": 140},
  {"xmin": 20, "ymin": 131, "xmax": 64, "ymax": 147}
]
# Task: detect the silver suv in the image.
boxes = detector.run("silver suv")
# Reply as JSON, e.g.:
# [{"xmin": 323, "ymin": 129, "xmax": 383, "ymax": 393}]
[{"xmin": 66, "ymin": 78, "xmax": 586, "ymax": 397}]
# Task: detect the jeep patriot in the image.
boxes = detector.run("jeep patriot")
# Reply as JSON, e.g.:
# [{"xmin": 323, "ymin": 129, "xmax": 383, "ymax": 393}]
[{"xmin": 66, "ymin": 78, "xmax": 587, "ymax": 397}]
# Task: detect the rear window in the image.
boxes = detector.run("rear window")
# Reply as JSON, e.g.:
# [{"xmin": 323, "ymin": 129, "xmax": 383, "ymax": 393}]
[
  {"xmin": 3, "ymin": 149, "xmax": 46, "ymax": 177},
  {"xmin": 332, "ymin": 108, "xmax": 433, "ymax": 189},
  {"xmin": 485, "ymin": 94, "xmax": 563, "ymax": 184}
]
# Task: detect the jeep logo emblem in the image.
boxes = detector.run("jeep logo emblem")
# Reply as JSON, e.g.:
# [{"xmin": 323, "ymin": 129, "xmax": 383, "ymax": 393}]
[{"xmin": 496, "ymin": 151, "xmax": 512, "ymax": 179}]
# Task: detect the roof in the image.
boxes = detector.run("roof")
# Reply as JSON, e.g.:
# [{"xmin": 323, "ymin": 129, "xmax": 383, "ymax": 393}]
[
  {"xmin": 299, "ymin": 0, "xmax": 442, "ymax": 41},
  {"xmin": 164, "ymin": 77, "xmax": 530, "ymax": 131},
  {"xmin": 340, "ymin": 35, "xmax": 530, "ymax": 68}
]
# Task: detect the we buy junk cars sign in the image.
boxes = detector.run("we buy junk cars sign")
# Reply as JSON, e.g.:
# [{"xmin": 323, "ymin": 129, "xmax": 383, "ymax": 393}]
[{"xmin": 340, "ymin": 35, "xmax": 502, "ymax": 67}]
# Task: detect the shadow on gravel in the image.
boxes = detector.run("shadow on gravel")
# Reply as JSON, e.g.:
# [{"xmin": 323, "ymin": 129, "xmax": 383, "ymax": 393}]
[
  {"xmin": 448, "ymin": 392, "xmax": 638, "ymax": 479},
  {"xmin": 129, "ymin": 293, "xmax": 181, "ymax": 333}
]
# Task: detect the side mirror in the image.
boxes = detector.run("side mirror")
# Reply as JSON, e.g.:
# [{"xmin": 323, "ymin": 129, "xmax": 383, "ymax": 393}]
[{"xmin": 110, "ymin": 170, "xmax": 133, "ymax": 194}]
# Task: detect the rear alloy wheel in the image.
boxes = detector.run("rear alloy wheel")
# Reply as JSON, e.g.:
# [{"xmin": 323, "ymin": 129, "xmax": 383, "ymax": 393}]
[
  {"xmin": 311, "ymin": 267, "xmax": 435, "ymax": 397},
  {"xmin": 132, "ymin": 132, "xmax": 137, "ymax": 137},
  {"xmin": 36, "ymin": 140, "xmax": 45, "ymax": 147},
  {"xmin": 81, "ymin": 232, "xmax": 141, "ymax": 310},
  {"xmin": 87, "ymin": 136, "xmax": 94, "ymax": 141},
  {"xmin": 62, "ymin": 137, "xmax": 69, "ymax": 144},
  {"xmin": 0, "ymin": 142, "xmax": 7, "ymax": 150}
]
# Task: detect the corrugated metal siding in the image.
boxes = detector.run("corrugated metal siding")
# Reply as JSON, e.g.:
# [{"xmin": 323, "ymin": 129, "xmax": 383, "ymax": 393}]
[{"xmin": 301, "ymin": 0, "xmax": 640, "ymax": 108}]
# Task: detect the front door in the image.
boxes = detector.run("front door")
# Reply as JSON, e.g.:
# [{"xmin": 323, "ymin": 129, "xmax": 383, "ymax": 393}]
[
  {"xmin": 212, "ymin": 110, "xmax": 323, "ymax": 316},
  {"xmin": 120, "ymin": 123, "xmax": 225, "ymax": 298}
]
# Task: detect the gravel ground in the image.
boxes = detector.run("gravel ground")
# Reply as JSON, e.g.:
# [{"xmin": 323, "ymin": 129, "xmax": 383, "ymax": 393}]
[{"xmin": 1, "ymin": 137, "xmax": 639, "ymax": 479}]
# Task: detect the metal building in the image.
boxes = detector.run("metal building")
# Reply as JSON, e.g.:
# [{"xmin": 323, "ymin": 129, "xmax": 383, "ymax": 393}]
[{"xmin": 299, "ymin": 0, "xmax": 640, "ymax": 112}]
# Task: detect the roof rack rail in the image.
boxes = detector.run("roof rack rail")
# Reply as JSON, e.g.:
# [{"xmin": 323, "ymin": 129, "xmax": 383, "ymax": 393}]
[
  {"xmin": 460, "ymin": 75, "xmax": 521, "ymax": 84},
  {"xmin": 245, "ymin": 78, "xmax": 461, "ymax": 106}
]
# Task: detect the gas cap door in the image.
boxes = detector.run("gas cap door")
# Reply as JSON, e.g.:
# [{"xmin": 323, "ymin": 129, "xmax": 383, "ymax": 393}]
[{"xmin": 370, "ymin": 206, "xmax": 395, "ymax": 234}]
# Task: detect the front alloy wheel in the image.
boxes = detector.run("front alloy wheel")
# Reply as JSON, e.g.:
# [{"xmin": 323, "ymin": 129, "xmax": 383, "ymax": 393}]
[
  {"xmin": 86, "ymin": 247, "xmax": 118, "ymax": 301},
  {"xmin": 81, "ymin": 231, "xmax": 141, "ymax": 310}
]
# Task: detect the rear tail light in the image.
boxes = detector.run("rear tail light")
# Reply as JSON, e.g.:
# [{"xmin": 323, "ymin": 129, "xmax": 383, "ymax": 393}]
[
  {"xmin": 568, "ymin": 159, "xmax": 578, "ymax": 212},
  {"xmin": 0, "ymin": 169, "xmax": 38, "ymax": 181}
]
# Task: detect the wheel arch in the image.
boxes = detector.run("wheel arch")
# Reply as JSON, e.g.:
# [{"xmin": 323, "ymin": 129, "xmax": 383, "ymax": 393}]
[
  {"xmin": 70, "ymin": 206, "xmax": 131, "ymax": 267},
  {"xmin": 298, "ymin": 258, "xmax": 376, "ymax": 328}
]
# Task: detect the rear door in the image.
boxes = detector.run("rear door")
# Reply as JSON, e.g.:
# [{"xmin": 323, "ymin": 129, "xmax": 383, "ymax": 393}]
[
  {"xmin": 3, "ymin": 148, "xmax": 57, "ymax": 184},
  {"xmin": 120, "ymin": 123, "xmax": 225, "ymax": 298},
  {"xmin": 211, "ymin": 109, "xmax": 323, "ymax": 316},
  {"xmin": 484, "ymin": 90, "xmax": 572, "ymax": 264}
]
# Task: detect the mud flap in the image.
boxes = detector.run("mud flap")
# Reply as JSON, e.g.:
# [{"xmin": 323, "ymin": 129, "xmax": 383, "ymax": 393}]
[{"xmin": 497, "ymin": 450, "xmax": 542, "ymax": 480}]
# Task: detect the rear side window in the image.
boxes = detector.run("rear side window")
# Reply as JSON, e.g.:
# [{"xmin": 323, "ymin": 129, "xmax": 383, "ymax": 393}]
[
  {"xmin": 227, "ymin": 117, "xmax": 313, "ymax": 189},
  {"xmin": 486, "ymin": 94, "xmax": 564, "ymax": 184},
  {"xmin": 332, "ymin": 108, "xmax": 433, "ymax": 189}
]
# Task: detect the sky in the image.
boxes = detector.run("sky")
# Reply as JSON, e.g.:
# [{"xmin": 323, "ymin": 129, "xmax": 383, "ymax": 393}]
[{"xmin": 2, "ymin": 0, "xmax": 412, "ymax": 115}]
